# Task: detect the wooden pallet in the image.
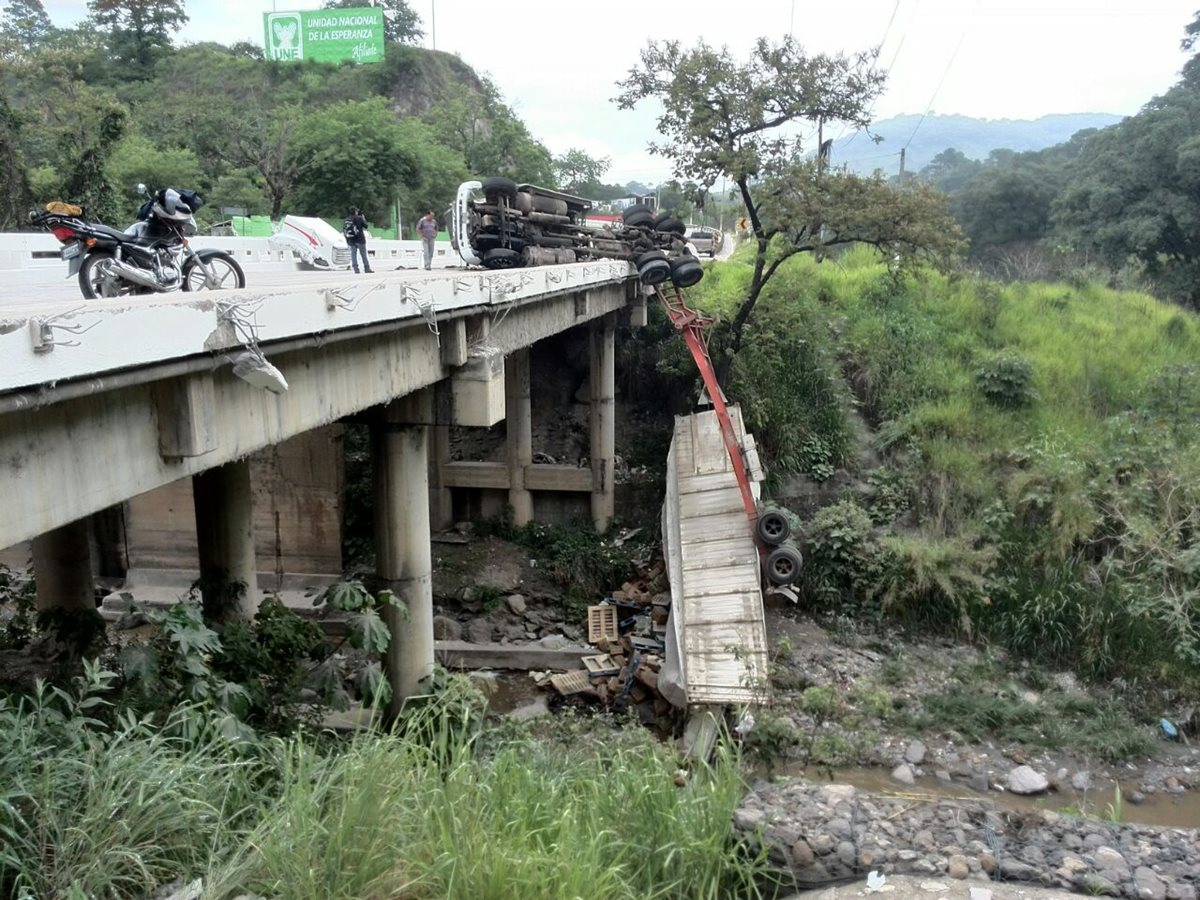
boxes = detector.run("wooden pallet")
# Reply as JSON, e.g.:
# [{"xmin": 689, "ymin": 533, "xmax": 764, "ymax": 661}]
[
  {"xmin": 550, "ymin": 670, "xmax": 592, "ymax": 695},
  {"xmin": 581, "ymin": 654, "xmax": 620, "ymax": 677},
  {"xmin": 587, "ymin": 605, "xmax": 618, "ymax": 643}
]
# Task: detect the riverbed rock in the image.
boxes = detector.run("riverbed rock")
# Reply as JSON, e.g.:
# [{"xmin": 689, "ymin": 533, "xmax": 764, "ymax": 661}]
[
  {"xmin": 465, "ymin": 618, "xmax": 495, "ymax": 643},
  {"xmin": 905, "ymin": 740, "xmax": 927, "ymax": 765},
  {"xmin": 947, "ymin": 855, "xmax": 970, "ymax": 879},
  {"xmin": 1135, "ymin": 866, "xmax": 1168, "ymax": 900},
  {"xmin": 432, "ymin": 615, "xmax": 463, "ymax": 641},
  {"xmin": 1007, "ymin": 765, "xmax": 1050, "ymax": 794},
  {"xmin": 1072, "ymin": 770, "xmax": 1093, "ymax": 791},
  {"xmin": 791, "ymin": 839, "xmax": 815, "ymax": 867},
  {"xmin": 1093, "ymin": 846, "xmax": 1131, "ymax": 881},
  {"xmin": 505, "ymin": 593, "xmax": 527, "ymax": 616},
  {"xmin": 891, "ymin": 763, "xmax": 916, "ymax": 785},
  {"xmin": 968, "ymin": 771, "xmax": 991, "ymax": 794}
]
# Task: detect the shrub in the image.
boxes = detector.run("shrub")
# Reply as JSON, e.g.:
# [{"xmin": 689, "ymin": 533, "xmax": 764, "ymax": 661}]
[
  {"xmin": 975, "ymin": 352, "xmax": 1035, "ymax": 408},
  {"xmin": 803, "ymin": 501, "xmax": 883, "ymax": 614}
]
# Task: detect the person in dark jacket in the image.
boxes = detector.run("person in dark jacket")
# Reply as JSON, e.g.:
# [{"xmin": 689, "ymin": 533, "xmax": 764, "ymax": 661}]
[{"xmin": 344, "ymin": 206, "xmax": 372, "ymax": 273}]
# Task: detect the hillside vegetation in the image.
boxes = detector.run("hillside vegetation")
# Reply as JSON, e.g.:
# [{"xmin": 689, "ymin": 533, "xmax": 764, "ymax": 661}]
[
  {"xmin": 671, "ymin": 246, "xmax": 1200, "ymax": 695},
  {"xmin": 0, "ymin": 14, "xmax": 553, "ymax": 231}
]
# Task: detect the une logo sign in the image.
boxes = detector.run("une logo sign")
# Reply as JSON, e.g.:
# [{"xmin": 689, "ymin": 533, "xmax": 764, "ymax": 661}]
[{"xmin": 266, "ymin": 13, "xmax": 303, "ymax": 60}]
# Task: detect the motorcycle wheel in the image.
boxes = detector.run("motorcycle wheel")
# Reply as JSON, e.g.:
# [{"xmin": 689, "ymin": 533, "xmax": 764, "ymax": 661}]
[
  {"xmin": 78, "ymin": 250, "xmax": 139, "ymax": 300},
  {"xmin": 183, "ymin": 253, "xmax": 246, "ymax": 292}
]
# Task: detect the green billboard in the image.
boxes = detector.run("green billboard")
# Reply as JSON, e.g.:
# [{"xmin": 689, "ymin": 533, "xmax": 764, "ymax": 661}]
[{"xmin": 263, "ymin": 8, "xmax": 385, "ymax": 64}]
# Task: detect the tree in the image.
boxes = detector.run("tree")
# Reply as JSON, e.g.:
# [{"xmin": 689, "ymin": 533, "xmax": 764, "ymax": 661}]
[
  {"xmin": 0, "ymin": 90, "xmax": 31, "ymax": 229},
  {"xmin": 0, "ymin": 0, "xmax": 55, "ymax": 57},
  {"xmin": 919, "ymin": 148, "xmax": 983, "ymax": 195},
  {"xmin": 616, "ymin": 37, "xmax": 963, "ymax": 350},
  {"xmin": 425, "ymin": 79, "xmax": 555, "ymax": 184},
  {"xmin": 286, "ymin": 98, "xmax": 423, "ymax": 222},
  {"xmin": 322, "ymin": 0, "xmax": 423, "ymax": 44},
  {"xmin": 1052, "ymin": 83, "xmax": 1200, "ymax": 304},
  {"xmin": 106, "ymin": 132, "xmax": 203, "ymax": 220},
  {"xmin": 88, "ymin": 0, "xmax": 187, "ymax": 71},
  {"xmin": 554, "ymin": 148, "xmax": 611, "ymax": 193}
]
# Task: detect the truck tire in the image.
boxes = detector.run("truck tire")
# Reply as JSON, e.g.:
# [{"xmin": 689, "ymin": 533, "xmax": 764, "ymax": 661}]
[
  {"xmin": 638, "ymin": 257, "xmax": 671, "ymax": 285},
  {"xmin": 655, "ymin": 216, "xmax": 686, "ymax": 235},
  {"xmin": 635, "ymin": 249, "xmax": 667, "ymax": 267},
  {"xmin": 622, "ymin": 203, "xmax": 653, "ymax": 223},
  {"xmin": 482, "ymin": 247, "xmax": 522, "ymax": 269},
  {"xmin": 765, "ymin": 545, "xmax": 803, "ymax": 585},
  {"xmin": 482, "ymin": 177, "xmax": 518, "ymax": 202},
  {"xmin": 669, "ymin": 254, "xmax": 703, "ymax": 288},
  {"xmin": 755, "ymin": 509, "xmax": 791, "ymax": 545},
  {"xmin": 624, "ymin": 210, "xmax": 654, "ymax": 228}
]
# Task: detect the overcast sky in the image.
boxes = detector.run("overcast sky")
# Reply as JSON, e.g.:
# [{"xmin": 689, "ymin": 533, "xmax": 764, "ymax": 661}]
[{"xmin": 41, "ymin": 0, "xmax": 1200, "ymax": 183}]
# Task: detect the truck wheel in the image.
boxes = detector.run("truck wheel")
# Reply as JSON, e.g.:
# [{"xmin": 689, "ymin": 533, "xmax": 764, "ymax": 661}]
[
  {"xmin": 482, "ymin": 247, "xmax": 522, "ymax": 269},
  {"xmin": 670, "ymin": 255, "xmax": 703, "ymax": 288},
  {"xmin": 638, "ymin": 257, "xmax": 671, "ymax": 285},
  {"xmin": 635, "ymin": 249, "xmax": 667, "ymax": 267},
  {"xmin": 624, "ymin": 210, "xmax": 654, "ymax": 228},
  {"xmin": 755, "ymin": 509, "xmax": 791, "ymax": 546},
  {"xmin": 622, "ymin": 203, "xmax": 653, "ymax": 223},
  {"xmin": 655, "ymin": 216, "xmax": 685, "ymax": 235},
  {"xmin": 765, "ymin": 545, "xmax": 803, "ymax": 585},
  {"xmin": 482, "ymin": 177, "xmax": 518, "ymax": 202}
]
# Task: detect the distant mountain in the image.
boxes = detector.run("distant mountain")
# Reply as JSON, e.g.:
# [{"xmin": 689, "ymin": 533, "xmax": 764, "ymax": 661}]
[{"xmin": 830, "ymin": 112, "xmax": 1124, "ymax": 175}]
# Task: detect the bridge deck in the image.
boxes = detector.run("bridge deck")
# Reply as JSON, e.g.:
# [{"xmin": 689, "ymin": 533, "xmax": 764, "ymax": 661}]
[
  {"xmin": 0, "ymin": 261, "xmax": 633, "ymax": 395},
  {"xmin": 664, "ymin": 407, "xmax": 768, "ymax": 705}
]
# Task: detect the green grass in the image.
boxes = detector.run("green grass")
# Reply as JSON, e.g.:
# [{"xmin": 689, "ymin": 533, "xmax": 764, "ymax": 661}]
[
  {"xmin": 902, "ymin": 682, "xmax": 1154, "ymax": 763},
  {"xmin": 1, "ymin": 669, "xmax": 770, "ymax": 900},
  {"xmin": 682, "ymin": 246, "xmax": 1200, "ymax": 690}
]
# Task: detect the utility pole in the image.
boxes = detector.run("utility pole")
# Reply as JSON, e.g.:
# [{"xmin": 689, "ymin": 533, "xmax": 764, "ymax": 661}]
[
  {"xmin": 718, "ymin": 175, "xmax": 725, "ymax": 234},
  {"xmin": 898, "ymin": 147, "xmax": 906, "ymax": 182},
  {"xmin": 789, "ymin": 0, "xmax": 795, "ymax": 37},
  {"xmin": 430, "ymin": 0, "xmax": 436, "ymax": 50}
]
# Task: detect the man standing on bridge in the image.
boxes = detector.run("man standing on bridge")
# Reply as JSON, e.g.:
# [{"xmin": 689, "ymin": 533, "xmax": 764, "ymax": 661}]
[
  {"xmin": 344, "ymin": 206, "xmax": 372, "ymax": 274},
  {"xmin": 418, "ymin": 210, "xmax": 438, "ymax": 270}
]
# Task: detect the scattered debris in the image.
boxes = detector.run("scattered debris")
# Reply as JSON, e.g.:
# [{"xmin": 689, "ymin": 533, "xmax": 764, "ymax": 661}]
[{"xmin": 547, "ymin": 560, "xmax": 683, "ymax": 720}]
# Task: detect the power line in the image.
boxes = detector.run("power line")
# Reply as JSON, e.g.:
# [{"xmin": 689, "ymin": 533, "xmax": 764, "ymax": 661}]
[
  {"xmin": 834, "ymin": 0, "xmax": 909, "ymax": 150},
  {"xmin": 903, "ymin": 21, "xmax": 970, "ymax": 150}
]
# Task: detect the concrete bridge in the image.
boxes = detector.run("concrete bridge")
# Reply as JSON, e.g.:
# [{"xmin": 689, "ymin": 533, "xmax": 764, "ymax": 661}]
[{"xmin": 0, "ymin": 254, "xmax": 648, "ymax": 712}]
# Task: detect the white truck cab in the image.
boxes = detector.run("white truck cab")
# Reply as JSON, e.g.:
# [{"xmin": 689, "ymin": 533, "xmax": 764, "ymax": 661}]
[{"xmin": 267, "ymin": 215, "xmax": 352, "ymax": 269}]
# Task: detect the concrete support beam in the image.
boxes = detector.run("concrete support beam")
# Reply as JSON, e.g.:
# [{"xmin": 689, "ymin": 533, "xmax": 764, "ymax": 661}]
[
  {"xmin": 153, "ymin": 373, "xmax": 218, "ymax": 459},
  {"xmin": 589, "ymin": 312, "xmax": 616, "ymax": 532},
  {"xmin": 440, "ymin": 318, "xmax": 469, "ymax": 368},
  {"xmin": 373, "ymin": 389, "xmax": 434, "ymax": 715},
  {"xmin": 524, "ymin": 465, "xmax": 593, "ymax": 493},
  {"xmin": 451, "ymin": 348, "xmax": 505, "ymax": 427},
  {"xmin": 193, "ymin": 460, "xmax": 259, "ymax": 620},
  {"xmin": 428, "ymin": 381, "xmax": 454, "ymax": 531},
  {"xmin": 31, "ymin": 517, "xmax": 94, "ymax": 612},
  {"xmin": 505, "ymin": 347, "xmax": 533, "ymax": 526},
  {"xmin": 628, "ymin": 281, "xmax": 649, "ymax": 329}
]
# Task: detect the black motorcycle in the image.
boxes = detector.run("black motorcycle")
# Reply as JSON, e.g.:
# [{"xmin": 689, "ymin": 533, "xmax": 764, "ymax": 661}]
[{"xmin": 30, "ymin": 186, "xmax": 246, "ymax": 300}]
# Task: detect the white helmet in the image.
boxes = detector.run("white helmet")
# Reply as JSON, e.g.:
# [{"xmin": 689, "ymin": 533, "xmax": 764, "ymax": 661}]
[{"xmin": 152, "ymin": 188, "xmax": 193, "ymax": 223}]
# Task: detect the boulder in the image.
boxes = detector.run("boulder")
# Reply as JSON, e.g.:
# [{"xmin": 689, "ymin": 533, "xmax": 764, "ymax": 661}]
[
  {"xmin": 1007, "ymin": 765, "xmax": 1049, "ymax": 795},
  {"xmin": 891, "ymin": 763, "xmax": 916, "ymax": 785}
]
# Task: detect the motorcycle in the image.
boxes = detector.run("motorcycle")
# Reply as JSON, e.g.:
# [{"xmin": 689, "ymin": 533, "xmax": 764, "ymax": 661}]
[{"xmin": 29, "ymin": 185, "xmax": 247, "ymax": 300}]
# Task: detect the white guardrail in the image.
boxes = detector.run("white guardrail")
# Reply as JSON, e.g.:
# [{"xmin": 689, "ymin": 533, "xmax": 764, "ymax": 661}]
[{"xmin": 0, "ymin": 232, "xmax": 458, "ymax": 284}]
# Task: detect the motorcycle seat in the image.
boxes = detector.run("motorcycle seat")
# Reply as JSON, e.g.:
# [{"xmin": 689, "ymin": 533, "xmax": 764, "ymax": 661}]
[{"xmin": 92, "ymin": 223, "xmax": 155, "ymax": 244}]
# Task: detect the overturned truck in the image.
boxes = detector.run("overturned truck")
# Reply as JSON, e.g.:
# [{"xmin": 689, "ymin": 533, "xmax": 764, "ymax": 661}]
[{"xmin": 451, "ymin": 177, "xmax": 704, "ymax": 288}]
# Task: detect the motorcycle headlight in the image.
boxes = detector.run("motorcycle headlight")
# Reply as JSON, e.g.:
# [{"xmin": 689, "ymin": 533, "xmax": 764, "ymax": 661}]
[{"xmin": 184, "ymin": 215, "xmax": 198, "ymax": 237}]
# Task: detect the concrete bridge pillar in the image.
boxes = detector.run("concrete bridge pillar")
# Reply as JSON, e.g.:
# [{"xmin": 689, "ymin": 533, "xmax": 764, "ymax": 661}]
[
  {"xmin": 505, "ymin": 347, "xmax": 534, "ymax": 527},
  {"xmin": 590, "ymin": 312, "xmax": 616, "ymax": 532},
  {"xmin": 193, "ymin": 460, "xmax": 260, "ymax": 620},
  {"xmin": 372, "ymin": 389, "xmax": 434, "ymax": 717},
  {"xmin": 428, "ymin": 380, "xmax": 454, "ymax": 532},
  {"xmin": 31, "ymin": 517, "xmax": 95, "ymax": 612}
]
